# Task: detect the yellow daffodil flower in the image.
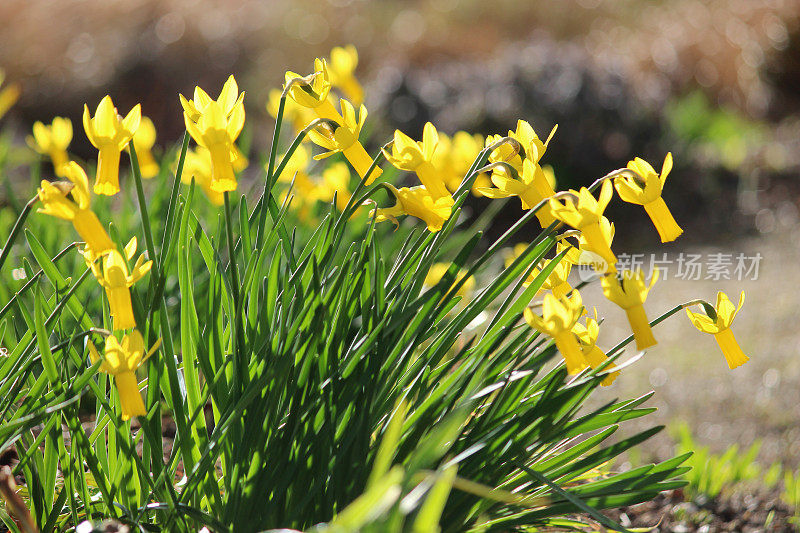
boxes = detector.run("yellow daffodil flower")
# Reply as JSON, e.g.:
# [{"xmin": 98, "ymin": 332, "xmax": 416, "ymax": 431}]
[
  {"xmin": 27, "ymin": 117, "xmax": 72, "ymax": 177},
  {"xmin": 88, "ymin": 330, "xmax": 160, "ymax": 420},
  {"xmin": 131, "ymin": 116, "xmax": 159, "ymax": 178},
  {"xmin": 308, "ymin": 99, "xmax": 381, "ymax": 183},
  {"xmin": 576, "ymin": 216, "xmax": 616, "ymax": 273},
  {"xmin": 85, "ymin": 237, "xmax": 152, "ymax": 330},
  {"xmin": 83, "ymin": 96, "xmax": 141, "ymax": 195},
  {"xmin": 372, "ymin": 184, "xmax": 454, "ymax": 232},
  {"xmin": 523, "ymin": 292, "xmax": 587, "ymax": 375},
  {"xmin": 37, "ymin": 161, "xmax": 114, "ymax": 257},
  {"xmin": 180, "ymin": 76, "xmax": 245, "ymax": 193},
  {"xmin": 572, "ymin": 311, "xmax": 619, "ymax": 386},
  {"xmin": 433, "ymin": 131, "xmax": 490, "ymax": 195},
  {"xmin": 549, "ymin": 180, "xmax": 616, "ymax": 271},
  {"xmin": 423, "ymin": 263, "xmax": 475, "ymax": 299},
  {"xmin": 284, "ymin": 58, "xmax": 342, "ymax": 123},
  {"xmin": 383, "ymin": 122, "xmax": 450, "ymax": 200},
  {"xmin": 328, "ymin": 45, "xmax": 364, "ymax": 106},
  {"xmin": 275, "ymin": 144, "xmax": 312, "ymax": 183},
  {"xmin": 486, "ymin": 120, "xmax": 557, "ymax": 174},
  {"xmin": 267, "ymin": 88, "xmax": 316, "ymax": 134},
  {"xmin": 181, "ymin": 148, "xmax": 224, "ymax": 206},
  {"xmin": 317, "ymin": 162, "xmax": 352, "ymax": 211},
  {"xmin": 0, "ymin": 69, "xmax": 20, "ymax": 120},
  {"xmin": 506, "ymin": 242, "xmax": 577, "ymax": 297},
  {"xmin": 615, "ymin": 153, "xmax": 682, "ymax": 242},
  {"xmin": 686, "ymin": 291, "xmax": 748, "ymax": 369},
  {"xmin": 477, "ymin": 158, "xmax": 557, "ymax": 227},
  {"xmin": 601, "ymin": 269, "xmax": 659, "ymax": 350}
]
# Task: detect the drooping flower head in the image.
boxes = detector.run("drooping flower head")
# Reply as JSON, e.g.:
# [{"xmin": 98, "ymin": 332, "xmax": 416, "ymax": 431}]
[
  {"xmin": 37, "ymin": 161, "xmax": 114, "ymax": 257},
  {"xmin": 488, "ymin": 120, "xmax": 557, "ymax": 174},
  {"xmin": 383, "ymin": 123, "xmax": 450, "ymax": 200},
  {"xmin": 433, "ymin": 131, "xmax": 490, "ymax": 195},
  {"xmin": 686, "ymin": 291, "xmax": 748, "ymax": 369},
  {"xmin": 524, "ymin": 291, "xmax": 587, "ymax": 374},
  {"xmin": 267, "ymin": 88, "xmax": 317, "ymax": 134},
  {"xmin": 308, "ymin": 99, "xmax": 381, "ymax": 183},
  {"xmin": 549, "ymin": 180, "xmax": 616, "ymax": 271},
  {"xmin": 477, "ymin": 158, "xmax": 557, "ymax": 227},
  {"xmin": 131, "ymin": 116, "xmax": 159, "ymax": 179},
  {"xmin": 83, "ymin": 96, "xmax": 141, "ymax": 195},
  {"xmin": 372, "ymin": 184, "xmax": 454, "ymax": 232},
  {"xmin": 572, "ymin": 310, "xmax": 620, "ymax": 386},
  {"xmin": 601, "ymin": 269, "xmax": 659, "ymax": 350},
  {"xmin": 615, "ymin": 153, "xmax": 682, "ymax": 242},
  {"xmin": 85, "ymin": 237, "xmax": 152, "ymax": 331},
  {"xmin": 180, "ymin": 75, "xmax": 245, "ymax": 193},
  {"xmin": 0, "ymin": 69, "xmax": 20, "ymax": 120},
  {"xmin": 328, "ymin": 45, "xmax": 364, "ymax": 106},
  {"xmin": 88, "ymin": 330, "xmax": 160, "ymax": 420},
  {"xmin": 27, "ymin": 117, "xmax": 73, "ymax": 177}
]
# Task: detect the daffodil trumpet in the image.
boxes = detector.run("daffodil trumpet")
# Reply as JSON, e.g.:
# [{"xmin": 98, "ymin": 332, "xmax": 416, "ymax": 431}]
[
  {"xmin": 308, "ymin": 101, "xmax": 382, "ymax": 183},
  {"xmin": 685, "ymin": 291, "xmax": 748, "ymax": 369},
  {"xmin": 614, "ymin": 153, "xmax": 682, "ymax": 242},
  {"xmin": 37, "ymin": 162, "xmax": 115, "ymax": 257},
  {"xmin": 370, "ymin": 183, "xmax": 454, "ymax": 232},
  {"xmin": 524, "ymin": 292, "xmax": 587, "ymax": 375},
  {"xmin": 548, "ymin": 181, "xmax": 617, "ymax": 272},
  {"xmin": 601, "ymin": 269, "xmax": 659, "ymax": 350},
  {"xmin": 382, "ymin": 123, "xmax": 450, "ymax": 200},
  {"xmin": 88, "ymin": 330, "xmax": 161, "ymax": 420},
  {"xmin": 180, "ymin": 75, "xmax": 245, "ymax": 193},
  {"xmin": 83, "ymin": 96, "xmax": 141, "ymax": 195},
  {"xmin": 284, "ymin": 59, "xmax": 343, "ymax": 123},
  {"xmin": 573, "ymin": 311, "xmax": 620, "ymax": 386},
  {"xmin": 27, "ymin": 117, "xmax": 73, "ymax": 177}
]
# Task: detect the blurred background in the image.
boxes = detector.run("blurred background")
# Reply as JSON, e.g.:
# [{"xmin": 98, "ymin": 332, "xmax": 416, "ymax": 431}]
[{"xmin": 3, "ymin": 0, "xmax": 800, "ymax": 479}]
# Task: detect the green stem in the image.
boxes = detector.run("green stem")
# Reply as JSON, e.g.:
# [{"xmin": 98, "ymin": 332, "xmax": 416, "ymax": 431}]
[
  {"xmin": 0, "ymin": 195, "xmax": 37, "ymax": 273},
  {"xmin": 129, "ymin": 143, "xmax": 157, "ymax": 269}
]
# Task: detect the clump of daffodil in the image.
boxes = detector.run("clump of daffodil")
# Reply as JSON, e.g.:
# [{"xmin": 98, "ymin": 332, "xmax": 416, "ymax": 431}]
[
  {"xmin": 37, "ymin": 161, "xmax": 114, "ymax": 257},
  {"xmin": 549, "ymin": 180, "xmax": 616, "ymax": 272},
  {"xmin": 85, "ymin": 238, "xmax": 152, "ymax": 331},
  {"xmin": 478, "ymin": 158, "xmax": 557, "ymax": 227},
  {"xmin": 0, "ymin": 69, "xmax": 20, "ymax": 120},
  {"xmin": 27, "ymin": 117, "xmax": 73, "ymax": 177},
  {"xmin": 131, "ymin": 116, "xmax": 159, "ymax": 178},
  {"xmin": 180, "ymin": 75, "xmax": 245, "ymax": 193},
  {"xmin": 88, "ymin": 330, "xmax": 160, "ymax": 420},
  {"xmin": 433, "ymin": 131, "xmax": 490, "ymax": 195},
  {"xmin": 328, "ymin": 45, "xmax": 364, "ymax": 106},
  {"xmin": 572, "ymin": 310, "xmax": 620, "ymax": 386},
  {"xmin": 267, "ymin": 88, "xmax": 316, "ymax": 134},
  {"xmin": 686, "ymin": 291, "xmax": 748, "ymax": 369},
  {"xmin": 601, "ymin": 269, "xmax": 659, "ymax": 350},
  {"xmin": 308, "ymin": 99, "xmax": 381, "ymax": 183},
  {"xmin": 615, "ymin": 153, "xmax": 682, "ymax": 243},
  {"xmin": 423, "ymin": 263, "xmax": 475, "ymax": 300},
  {"xmin": 383, "ymin": 122, "xmax": 451, "ymax": 200},
  {"xmin": 372, "ymin": 184, "xmax": 454, "ymax": 232},
  {"xmin": 524, "ymin": 292, "xmax": 587, "ymax": 375},
  {"xmin": 83, "ymin": 95, "xmax": 141, "ymax": 195}
]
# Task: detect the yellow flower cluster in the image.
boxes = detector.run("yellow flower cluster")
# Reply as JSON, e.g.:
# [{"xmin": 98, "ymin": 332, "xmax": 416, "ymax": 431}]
[{"xmin": 34, "ymin": 94, "xmax": 158, "ymax": 418}]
